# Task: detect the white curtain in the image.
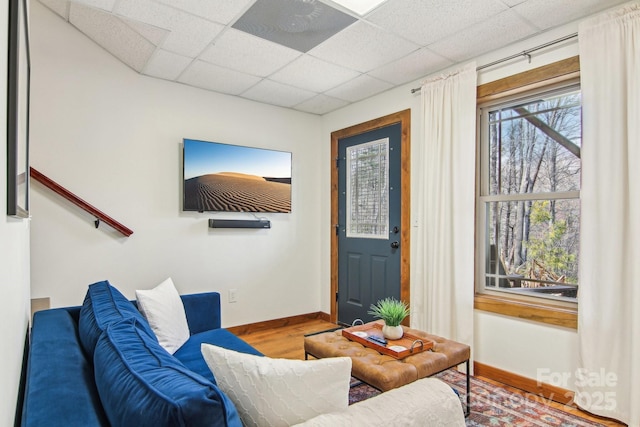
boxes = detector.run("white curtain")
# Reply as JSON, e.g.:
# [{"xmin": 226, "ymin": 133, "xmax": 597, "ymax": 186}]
[
  {"xmin": 413, "ymin": 63, "xmax": 476, "ymax": 352},
  {"xmin": 577, "ymin": 3, "xmax": 640, "ymax": 425}
]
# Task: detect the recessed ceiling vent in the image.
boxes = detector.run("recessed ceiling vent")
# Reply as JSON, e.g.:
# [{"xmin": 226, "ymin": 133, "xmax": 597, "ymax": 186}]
[{"xmin": 232, "ymin": 0, "xmax": 357, "ymax": 53}]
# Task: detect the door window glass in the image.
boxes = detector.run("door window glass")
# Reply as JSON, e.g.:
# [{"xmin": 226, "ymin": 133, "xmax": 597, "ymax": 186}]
[{"xmin": 346, "ymin": 138, "xmax": 389, "ymax": 239}]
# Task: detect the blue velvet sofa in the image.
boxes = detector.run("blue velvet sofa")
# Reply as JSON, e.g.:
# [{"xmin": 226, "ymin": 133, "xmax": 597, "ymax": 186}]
[{"xmin": 21, "ymin": 281, "xmax": 262, "ymax": 427}]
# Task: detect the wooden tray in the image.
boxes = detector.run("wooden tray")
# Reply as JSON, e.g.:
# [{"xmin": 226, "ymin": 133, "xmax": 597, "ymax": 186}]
[{"xmin": 342, "ymin": 323, "xmax": 433, "ymax": 359}]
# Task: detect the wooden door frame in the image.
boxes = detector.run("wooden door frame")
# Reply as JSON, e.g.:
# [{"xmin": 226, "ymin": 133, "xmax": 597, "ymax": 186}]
[{"xmin": 330, "ymin": 109, "xmax": 411, "ymax": 325}]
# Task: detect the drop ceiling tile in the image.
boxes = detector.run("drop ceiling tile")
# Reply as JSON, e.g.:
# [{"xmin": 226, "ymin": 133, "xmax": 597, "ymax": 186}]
[
  {"xmin": 232, "ymin": 0, "xmax": 357, "ymax": 53},
  {"xmin": 178, "ymin": 61, "xmax": 262, "ymax": 95},
  {"xmin": 269, "ymin": 55, "xmax": 360, "ymax": 93},
  {"xmin": 325, "ymin": 74, "xmax": 392, "ymax": 102},
  {"xmin": 71, "ymin": 0, "xmax": 116, "ymax": 12},
  {"xmin": 241, "ymin": 79, "xmax": 317, "ymax": 108},
  {"xmin": 69, "ymin": 3, "xmax": 156, "ymax": 72},
  {"xmin": 115, "ymin": 0, "xmax": 224, "ymax": 57},
  {"xmin": 155, "ymin": 0, "xmax": 254, "ymax": 25},
  {"xmin": 143, "ymin": 49, "xmax": 193, "ymax": 80},
  {"xmin": 123, "ymin": 18, "xmax": 169, "ymax": 46},
  {"xmin": 309, "ymin": 21, "xmax": 420, "ymax": 73},
  {"xmin": 38, "ymin": 0, "xmax": 70, "ymax": 19},
  {"xmin": 199, "ymin": 28, "xmax": 302, "ymax": 77},
  {"xmin": 294, "ymin": 94, "xmax": 349, "ymax": 115},
  {"xmin": 367, "ymin": 0, "xmax": 508, "ymax": 45},
  {"xmin": 512, "ymin": 0, "xmax": 628, "ymax": 30},
  {"xmin": 500, "ymin": 0, "xmax": 528, "ymax": 6},
  {"xmin": 368, "ymin": 48, "xmax": 453, "ymax": 85},
  {"xmin": 429, "ymin": 9, "xmax": 538, "ymax": 62}
]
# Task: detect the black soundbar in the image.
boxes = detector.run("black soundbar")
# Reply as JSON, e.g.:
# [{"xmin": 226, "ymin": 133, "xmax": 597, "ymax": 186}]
[{"xmin": 208, "ymin": 219, "xmax": 271, "ymax": 229}]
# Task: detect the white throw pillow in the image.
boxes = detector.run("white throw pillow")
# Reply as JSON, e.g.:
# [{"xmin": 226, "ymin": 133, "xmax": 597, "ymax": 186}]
[
  {"xmin": 201, "ymin": 343, "xmax": 352, "ymax": 427},
  {"xmin": 135, "ymin": 278, "xmax": 190, "ymax": 354}
]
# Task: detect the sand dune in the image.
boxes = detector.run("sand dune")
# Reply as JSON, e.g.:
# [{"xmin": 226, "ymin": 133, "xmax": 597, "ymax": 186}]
[
  {"xmin": 184, "ymin": 173, "xmax": 291, "ymax": 213},
  {"xmin": 216, "ymin": 172, "xmax": 266, "ymax": 181}
]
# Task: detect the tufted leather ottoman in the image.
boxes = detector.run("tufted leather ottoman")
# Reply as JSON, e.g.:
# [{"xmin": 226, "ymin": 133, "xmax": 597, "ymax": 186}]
[{"xmin": 304, "ymin": 322, "xmax": 471, "ymax": 415}]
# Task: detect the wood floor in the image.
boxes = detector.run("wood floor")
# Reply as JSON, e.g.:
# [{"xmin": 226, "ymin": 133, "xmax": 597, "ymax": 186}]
[
  {"xmin": 236, "ymin": 318, "xmax": 337, "ymax": 360},
  {"xmin": 235, "ymin": 318, "xmax": 625, "ymax": 427}
]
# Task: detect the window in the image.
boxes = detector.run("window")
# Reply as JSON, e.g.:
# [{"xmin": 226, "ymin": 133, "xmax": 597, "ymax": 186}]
[
  {"xmin": 475, "ymin": 57, "xmax": 581, "ymax": 328},
  {"xmin": 346, "ymin": 138, "xmax": 389, "ymax": 239},
  {"xmin": 478, "ymin": 84, "xmax": 581, "ymax": 306}
]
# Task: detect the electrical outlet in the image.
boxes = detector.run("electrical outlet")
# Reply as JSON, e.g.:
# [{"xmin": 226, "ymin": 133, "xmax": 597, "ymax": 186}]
[{"xmin": 228, "ymin": 289, "xmax": 238, "ymax": 303}]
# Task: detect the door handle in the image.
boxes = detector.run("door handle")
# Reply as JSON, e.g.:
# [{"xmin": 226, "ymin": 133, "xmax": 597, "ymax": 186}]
[{"xmin": 390, "ymin": 241, "xmax": 399, "ymax": 249}]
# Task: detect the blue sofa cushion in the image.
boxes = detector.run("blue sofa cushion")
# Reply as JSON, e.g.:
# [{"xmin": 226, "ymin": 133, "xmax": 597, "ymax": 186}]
[
  {"xmin": 174, "ymin": 329, "xmax": 263, "ymax": 384},
  {"xmin": 78, "ymin": 280, "xmax": 154, "ymax": 357},
  {"xmin": 94, "ymin": 318, "xmax": 241, "ymax": 427},
  {"xmin": 22, "ymin": 309, "xmax": 109, "ymax": 427},
  {"xmin": 180, "ymin": 292, "xmax": 222, "ymax": 334}
]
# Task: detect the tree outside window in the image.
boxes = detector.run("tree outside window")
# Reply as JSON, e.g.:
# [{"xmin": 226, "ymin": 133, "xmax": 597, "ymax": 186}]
[{"xmin": 479, "ymin": 86, "xmax": 581, "ymax": 303}]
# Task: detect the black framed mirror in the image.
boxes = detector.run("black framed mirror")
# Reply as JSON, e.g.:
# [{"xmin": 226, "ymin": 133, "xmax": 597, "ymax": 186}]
[{"xmin": 7, "ymin": 0, "xmax": 31, "ymax": 218}]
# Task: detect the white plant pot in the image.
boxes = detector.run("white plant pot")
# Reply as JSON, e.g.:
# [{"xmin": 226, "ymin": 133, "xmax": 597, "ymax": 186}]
[{"xmin": 382, "ymin": 324, "xmax": 403, "ymax": 340}]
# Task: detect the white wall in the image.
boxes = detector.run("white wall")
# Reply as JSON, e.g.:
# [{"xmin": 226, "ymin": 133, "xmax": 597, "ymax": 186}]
[
  {"xmin": 1, "ymin": 1, "xmax": 32, "ymax": 425},
  {"xmin": 29, "ymin": 1, "xmax": 323, "ymax": 327},
  {"xmin": 320, "ymin": 21, "xmax": 586, "ymax": 387}
]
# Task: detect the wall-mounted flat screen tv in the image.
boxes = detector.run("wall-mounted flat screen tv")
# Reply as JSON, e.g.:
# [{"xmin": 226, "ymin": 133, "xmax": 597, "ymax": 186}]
[{"xmin": 183, "ymin": 139, "xmax": 292, "ymax": 213}]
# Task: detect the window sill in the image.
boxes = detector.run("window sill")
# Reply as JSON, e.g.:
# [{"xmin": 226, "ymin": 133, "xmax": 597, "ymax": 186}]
[{"xmin": 474, "ymin": 294, "xmax": 577, "ymax": 329}]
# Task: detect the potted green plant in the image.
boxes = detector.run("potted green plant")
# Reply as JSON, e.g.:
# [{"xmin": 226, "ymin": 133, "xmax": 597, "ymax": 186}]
[{"xmin": 368, "ymin": 297, "xmax": 410, "ymax": 340}]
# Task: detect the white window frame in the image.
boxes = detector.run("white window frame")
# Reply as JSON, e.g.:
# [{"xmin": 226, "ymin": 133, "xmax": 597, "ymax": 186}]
[{"xmin": 476, "ymin": 82, "xmax": 581, "ymax": 309}]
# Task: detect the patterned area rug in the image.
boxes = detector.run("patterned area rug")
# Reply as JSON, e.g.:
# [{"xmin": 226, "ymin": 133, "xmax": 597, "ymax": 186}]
[{"xmin": 348, "ymin": 369, "xmax": 607, "ymax": 426}]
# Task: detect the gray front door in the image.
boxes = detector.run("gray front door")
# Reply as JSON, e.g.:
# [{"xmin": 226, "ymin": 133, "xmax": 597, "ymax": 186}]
[{"xmin": 337, "ymin": 123, "xmax": 402, "ymax": 325}]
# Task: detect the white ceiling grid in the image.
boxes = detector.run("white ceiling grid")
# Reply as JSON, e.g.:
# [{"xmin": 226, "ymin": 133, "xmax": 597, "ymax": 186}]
[
  {"xmin": 199, "ymin": 29, "xmax": 302, "ymax": 77},
  {"xmin": 37, "ymin": 0, "xmax": 630, "ymax": 115},
  {"xmin": 242, "ymin": 79, "xmax": 318, "ymax": 108}
]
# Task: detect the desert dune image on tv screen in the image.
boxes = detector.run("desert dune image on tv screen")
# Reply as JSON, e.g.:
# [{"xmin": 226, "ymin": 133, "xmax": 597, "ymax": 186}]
[{"xmin": 183, "ymin": 139, "xmax": 292, "ymax": 213}]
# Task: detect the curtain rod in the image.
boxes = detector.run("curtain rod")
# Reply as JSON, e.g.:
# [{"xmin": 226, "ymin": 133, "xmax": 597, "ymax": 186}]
[{"xmin": 410, "ymin": 32, "xmax": 578, "ymax": 94}]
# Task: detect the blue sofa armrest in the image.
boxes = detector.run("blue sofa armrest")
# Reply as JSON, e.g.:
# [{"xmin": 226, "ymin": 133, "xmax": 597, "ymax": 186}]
[
  {"xmin": 180, "ymin": 292, "xmax": 221, "ymax": 335},
  {"xmin": 23, "ymin": 309, "xmax": 109, "ymax": 427}
]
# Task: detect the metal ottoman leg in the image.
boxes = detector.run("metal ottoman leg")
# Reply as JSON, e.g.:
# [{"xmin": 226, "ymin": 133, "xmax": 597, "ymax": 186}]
[{"xmin": 465, "ymin": 359, "xmax": 471, "ymax": 417}]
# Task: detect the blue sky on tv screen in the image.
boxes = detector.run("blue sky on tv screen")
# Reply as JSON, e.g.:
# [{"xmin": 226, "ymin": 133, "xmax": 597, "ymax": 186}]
[{"xmin": 184, "ymin": 139, "xmax": 292, "ymax": 180}]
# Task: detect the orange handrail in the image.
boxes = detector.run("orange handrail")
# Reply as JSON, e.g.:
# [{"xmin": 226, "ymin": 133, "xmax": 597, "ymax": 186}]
[{"xmin": 30, "ymin": 167, "xmax": 134, "ymax": 237}]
